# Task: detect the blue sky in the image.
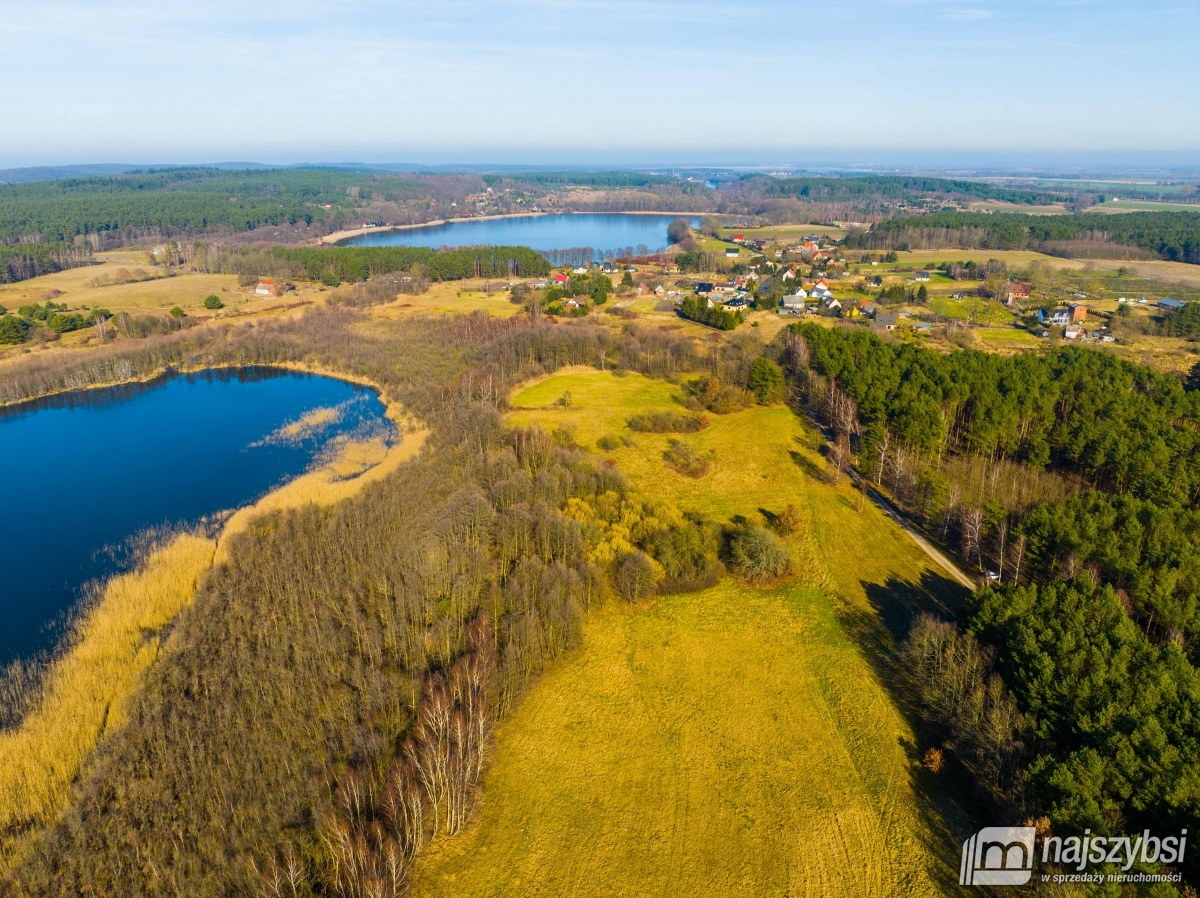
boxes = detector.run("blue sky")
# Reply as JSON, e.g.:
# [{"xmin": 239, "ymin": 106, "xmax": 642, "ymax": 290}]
[{"xmin": 3, "ymin": 0, "xmax": 1198, "ymax": 166}]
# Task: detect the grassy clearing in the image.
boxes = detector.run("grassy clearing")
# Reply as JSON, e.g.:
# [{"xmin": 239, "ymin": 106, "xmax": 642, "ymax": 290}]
[
  {"xmin": 966, "ymin": 201, "xmax": 1068, "ymax": 215},
  {"xmin": 1087, "ymin": 259, "xmax": 1200, "ymax": 290},
  {"xmin": 973, "ymin": 327, "xmax": 1044, "ymax": 349},
  {"xmin": 883, "ymin": 249, "xmax": 1095, "ymax": 269},
  {"xmin": 720, "ymin": 223, "xmax": 848, "ymax": 242},
  {"xmin": 0, "ymin": 264, "xmax": 246, "ymax": 315},
  {"xmin": 0, "ymin": 262, "xmax": 327, "ymax": 361},
  {"xmin": 372, "ymin": 281, "xmax": 524, "ymax": 320},
  {"xmin": 414, "ymin": 370, "xmax": 968, "ymax": 897},
  {"xmin": 1092, "ymin": 200, "xmax": 1200, "ymax": 214},
  {"xmin": 0, "ymin": 533, "xmax": 216, "ymax": 872}
]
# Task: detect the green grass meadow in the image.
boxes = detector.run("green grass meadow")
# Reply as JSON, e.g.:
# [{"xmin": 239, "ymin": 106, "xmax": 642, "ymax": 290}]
[{"xmin": 412, "ymin": 370, "xmax": 970, "ymax": 898}]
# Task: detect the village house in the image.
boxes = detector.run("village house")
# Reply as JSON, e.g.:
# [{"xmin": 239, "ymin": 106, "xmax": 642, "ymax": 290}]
[
  {"xmin": 1069, "ymin": 303, "xmax": 1088, "ymax": 323},
  {"xmin": 694, "ymin": 282, "xmax": 715, "ymax": 296},
  {"xmin": 725, "ymin": 246, "xmax": 740, "ymax": 258},
  {"xmin": 913, "ymin": 270, "xmax": 931, "ymax": 282},
  {"xmin": 1007, "ymin": 282, "xmax": 1031, "ymax": 303},
  {"xmin": 782, "ymin": 293, "xmax": 806, "ymax": 314},
  {"xmin": 1064, "ymin": 326, "xmax": 1083, "ymax": 340},
  {"xmin": 808, "ymin": 280, "xmax": 834, "ymax": 303},
  {"xmin": 552, "ymin": 272, "xmax": 570, "ymax": 286},
  {"xmin": 1159, "ymin": 298, "xmax": 1186, "ymax": 312},
  {"xmin": 871, "ymin": 312, "xmax": 900, "ymax": 333},
  {"xmin": 725, "ymin": 297, "xmax": 748, "ymax": 312},
  {"xmin": 254, "ymin": 279, "xmax": 280, "ymax": 296},
  {"xmin": 1038, "ymin": 308, "xmax": 1072, "ymax": 327}
]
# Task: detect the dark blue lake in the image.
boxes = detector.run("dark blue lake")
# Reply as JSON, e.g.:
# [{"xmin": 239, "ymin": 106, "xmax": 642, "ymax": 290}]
[
  {"xmin": 0, "ymin": 367, "xmax": 393, "ymax": 665},
  {"xmin": 345, "ymin": 213, "xmax": 697, "ymax": 254}
]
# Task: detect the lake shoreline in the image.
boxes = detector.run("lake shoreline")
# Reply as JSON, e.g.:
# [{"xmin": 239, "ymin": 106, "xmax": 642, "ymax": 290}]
[
  {"xmin": 0, "ymin": 362, "xmax": 424, "ymax": 872},
  {"xmin": 320, "ymin": 210, "xmax": 703, "ymax": 247}
]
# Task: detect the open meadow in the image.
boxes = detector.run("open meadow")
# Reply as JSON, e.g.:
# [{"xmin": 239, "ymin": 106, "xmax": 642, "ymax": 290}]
[{"xmin": 412, "ymin": 369, "xmax": 970, "ymax": 898}]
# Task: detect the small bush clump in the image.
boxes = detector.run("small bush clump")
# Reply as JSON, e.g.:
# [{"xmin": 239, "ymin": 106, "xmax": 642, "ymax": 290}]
[
  {"xmin": 628, "ymin": 410, "xmax": 709, "ymax": 434},
  {"xmin": 663, "ymin": 439, "xmax": 712, "ymax": 478},
  {"xmin": 728, "ymin": 526, "xmax": 790, "ymax": 583},
  {"xmin": 773, "ymin": 503, "xmax": 803, "ymax": 535},
  {"xmin": 683, "ymin": 376, "xmax": 753, "ymax": 414}
]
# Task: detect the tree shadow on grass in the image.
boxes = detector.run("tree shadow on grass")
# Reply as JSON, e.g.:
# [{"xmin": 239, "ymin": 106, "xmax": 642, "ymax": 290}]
[
  {"xmin": 788, "ymin": 448, "xmax": 831, "ymax": 484},
  {"xmin": 834, "ymin": 571, "xmax": 984, "ymax": 894}
]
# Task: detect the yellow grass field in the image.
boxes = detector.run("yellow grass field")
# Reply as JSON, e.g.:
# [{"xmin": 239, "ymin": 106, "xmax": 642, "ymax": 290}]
[
  {"xmin": 413, "ymin": 370, "xmax": 968, "ymax": 897},
  {"xmin": 1087, "ymin": 259, "xmax": 1200, "ymax": 289},
  {"xmin": 0, "ymin": 262, "xmax": 245, "ymax": 315},
  {"xmin": 0, "ymin": 259, "xmax": 329, "ymax": 361},
  {"xmin": 373, "ymin": 282, "xmax": 525, "ymax": 320},
  {"xmin": 1092, "ymin": 200, "xmax": 1200, "ymax": 214},
  {"xmin": 722, "ymin": 224, "xmax": 848, "ymax": 242},
  {"xmin": 889, "ymin": 249, "xmax": 1095, "ymax": 270}
]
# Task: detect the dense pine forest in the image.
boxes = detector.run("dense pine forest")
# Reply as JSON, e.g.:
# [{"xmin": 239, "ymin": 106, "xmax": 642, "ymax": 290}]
[
  {"xmin": 785, "ymin": 324, "xmax": 1200, "ymax": 880},
  {"xmin": 847, "ymin": 209, "xmax": 1200, "ymax": 263},
  {"xmin": 0, "ymin": 168, "xmax": 432, "ymax": 244},
  {"xmin": 185, "ymin": 244, "xmax": 552, "ymax": 286},
  {"xmin": 737, "ymin": 174, "xmax": 1073, "ymax": 207}
]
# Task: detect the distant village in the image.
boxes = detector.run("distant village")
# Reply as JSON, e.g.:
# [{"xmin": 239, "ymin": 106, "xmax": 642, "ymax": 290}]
[{"xmin": 519, "ymin": 225, "xmax": 1195, "ymax": 349}]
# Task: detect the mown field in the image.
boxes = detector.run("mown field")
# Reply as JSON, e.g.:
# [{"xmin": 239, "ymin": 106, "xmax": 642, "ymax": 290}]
[{"xmin": 412, "ymin": 369, "xmax": 969, "ymax": 898}]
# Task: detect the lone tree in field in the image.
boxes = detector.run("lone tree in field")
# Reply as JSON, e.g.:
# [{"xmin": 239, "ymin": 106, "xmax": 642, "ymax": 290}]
[{"xmin": 203, "ymin": 295, "xmax": 224, "ymax": 310}]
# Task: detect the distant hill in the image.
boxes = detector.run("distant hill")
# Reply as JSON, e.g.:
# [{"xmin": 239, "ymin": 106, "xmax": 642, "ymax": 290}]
[
  {"xmin": 0, "ymin": 162, "xmax": 288, "ymax": 184},
  {"xmin": 0, "ymin": 164, "xmax": 143, "ymax": 184}
]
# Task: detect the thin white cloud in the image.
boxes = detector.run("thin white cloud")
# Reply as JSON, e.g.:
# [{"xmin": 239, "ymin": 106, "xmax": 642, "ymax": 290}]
[{"xmin": 942, "ymin": 6, "xmax": 993, "ymax": 18}]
